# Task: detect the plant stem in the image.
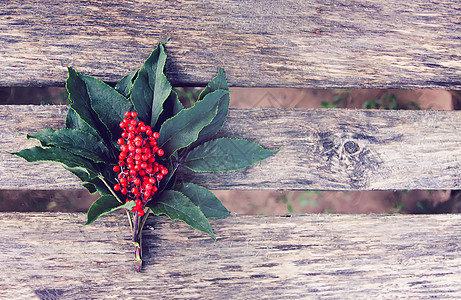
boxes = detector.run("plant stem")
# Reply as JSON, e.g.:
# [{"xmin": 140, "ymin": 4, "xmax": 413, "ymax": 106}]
[
  {"xmin": 132, "ymin": 213, "xmax": 143, "ymax": 272},
  {"xmin": 98, "ymin": 175, "xmax": 123, "ymax": 204}
]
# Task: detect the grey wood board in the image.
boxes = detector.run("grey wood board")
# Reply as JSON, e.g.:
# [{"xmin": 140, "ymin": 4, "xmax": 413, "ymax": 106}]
[
  {"xmin": 1, "ymin": 213, "xmax": 461, "ymax": 298},
  {"xmin": 0, "ymin": 0, "xmax": 460, "ymax": 88},
  {"xmin": 2, "ymin": 105, "xmax": 461, "ymax": 190}
]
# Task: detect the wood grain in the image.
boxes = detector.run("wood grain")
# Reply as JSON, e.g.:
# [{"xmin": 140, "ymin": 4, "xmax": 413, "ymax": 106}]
[
  {"xmin": 1, "ymin": 213, "xmax": 461, "ymax": 298},
  {"xmin": 2, "ymin": 105, "xmax": 461, "ymax": 190},
  {"xmin": 0, "ymin": 0, "xmax": 460, "ymax": 89}
]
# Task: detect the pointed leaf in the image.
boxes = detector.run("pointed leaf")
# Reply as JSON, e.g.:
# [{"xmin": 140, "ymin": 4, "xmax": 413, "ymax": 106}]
[
  {"xmin": 86, "ymin": 195, "xmax": 134, "ymax": 225},
  {"xmin": 192, "ymin": 68, "xmax": 230, "ymax": 147},
  {"xmin": 29, "ymin": 128, "xmax": 112, "ymax": 163},
  {"xmin": 82, "ymin": 182, "xmax": 98, "ymax": 194},
  {"xmin": 173, "ymin": 183, "xmax": 230, "ymax": 218},
  {"xmin": 65, "ymin": 107, "xmax": 99, "ymax": 137},
  {"xmin": 130, "ymin": 41, "xmax": 172, "ymax": 128},
  {"xmin": 148, "ymin": 190, "xmax": 215, "ymax": 239},
  {"xmin": 12, "ymin": 146, "xmax": 99, "ymax": 180},
  {"xmin": 66, "ymin": 67, "xmax": 110, "ymax": 143},
  {"xmin": 80, "ymin": 74, "xmax": 133, "ymax": 142},
  {"xmin": 183, "ymin": 138, "xmax": 279, "ymax": 172},
  {"xmin": 115, "ymin": 69, "xmax": 139, "ymax": 97},
  {"xmin": 154, "ymin": 89, "xmax": 184, "ymax": 132},
  {"xmin": 157, "ymin": 90, "xmax": 228, "ymax": 157}
]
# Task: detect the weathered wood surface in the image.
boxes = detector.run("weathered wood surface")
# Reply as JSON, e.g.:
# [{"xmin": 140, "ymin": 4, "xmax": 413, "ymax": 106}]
[
  {"xmin": 2, "ymin": 105, "xmax": 461, "ymax": 190},
  {"xmin": 1, "ymin": 0, "xmax": 460, "ymax": 89},
  {"xmin": 1, "ymin": 213, "xmax": 461, "ymax": 299}
]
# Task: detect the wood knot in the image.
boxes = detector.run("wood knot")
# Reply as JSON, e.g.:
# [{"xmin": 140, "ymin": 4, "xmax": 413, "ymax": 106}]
[{"xmin": 344, "ymin": 141, "xmax": 360, "ymax": 154}]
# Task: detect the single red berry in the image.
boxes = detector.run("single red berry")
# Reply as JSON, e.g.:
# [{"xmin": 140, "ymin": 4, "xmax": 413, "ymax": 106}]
[
  {"xmin": 152, "ymin": 186, "xmax": 158, "ymax": 192},
  {"xmin": 130, "ymin": 119, "xmax": 137, "ymax": 126},
  {"xmin": 113, "ymin": 165, "xmax": 120, "ymax": 172},
  {"xmin": 131, "ymin": 187, "xmax": 139, "ymax": 194},
  {"xmin": 139, "ymin": 170, "xmax": 146, "ymax": 176},
  {"xmin": 119, "ymin": 122, "xmax": 126, "ymax": 128},
  {"xmin": 131, "ymin": 111, "xmax": 138, "ymax": 118},
  {"xmin": 161, "ymin": 168, "xmax": 168, "ymax": 175},
  {"xmin": 134, "ymin": 178, "xmax": 141, "ymax": 186},
  {"xmin": 117, "ymin": 138, "xmax": 125, "ymax": 145},
  {"xmin": 114, "ymin": 184, "xmax": 121, "ymax": 191},
  {"xmin": 149, "ymin": 178, "xmax": 156, "ymax": 184},
  {"xmin": 145, "ymin": 129, "xmax": 152, "ymax": 136},
  {"xmin": 128, "ymin": 125, "xmax": 136, "ymax": 132},
  {"xmin": 125, "ymin": 111, "xmax": 131, "ymax": 118},
  {"xmin": 135, "ymin": 140, "xmax": 142, "ymax": 147},
  {"xmin": 138, "ymin": 210, "xmax": 145, "ymax": 217},
  {"xmin": 135, "ymin": 199, "xmax": 142, "ymax": 206},
  {"xmin": 156, "ymin": 174, "xmax": 163, "ymax": 180},
  {"xmin": 121, "ymin": 187, "xmax": 128, "ymax": 195},
  {"xmin": 153, "ymin": 132, "xmax": 160, "ymax": 139},
  {"xmin": 121, "ymin": 132, "xmax": 128, "ymax": 138},
  {"xmin": 157, "ymin": 149, "xmax": 164, "ymax": 156},
  {"xmin": 144, "ymin": 191, "xmax": 151, "ymax": 198}
]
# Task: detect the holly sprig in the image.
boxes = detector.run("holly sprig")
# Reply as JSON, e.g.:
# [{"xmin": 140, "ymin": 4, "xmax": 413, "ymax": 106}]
[{"xmin": 11, "ymin": 40, "xmax": 278, "ymax": 271}]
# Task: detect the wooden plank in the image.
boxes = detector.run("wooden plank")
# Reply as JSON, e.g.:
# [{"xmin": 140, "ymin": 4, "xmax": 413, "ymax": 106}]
[
  {"xmin": 1, "ymin": 213, "xmax": 461, "ymax": 298},
  {"xmin": 0, "ymin": 0, "xmax": 460, "ymax": 89},
  {"xmin": 2, "ymin": 105, "xmax": 461, "ymax": 190}
]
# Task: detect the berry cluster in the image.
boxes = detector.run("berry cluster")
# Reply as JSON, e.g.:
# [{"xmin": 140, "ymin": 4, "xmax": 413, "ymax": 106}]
[{"xmin": 113, "ymin": 111, "xmax": 168, "ymax": 216}]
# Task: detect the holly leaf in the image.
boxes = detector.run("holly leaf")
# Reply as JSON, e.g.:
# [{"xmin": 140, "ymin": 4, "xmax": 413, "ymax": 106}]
[
  {"xmin": 86, "ymin": 195, "xmax": 134, "ymax": 225},
  {"xmin": 148, "ymin": 190, "xmax": 215, "ymax": 239},
  {"xmin": 65, "ymin": 107, "xmax": 99, "ymax": 138},
  {"xmin": 183, "ymin": 138, "xmax": 279, "ymax": 172},
  {"xmin": 191, "ymin": 68, "xmax": 230, "ymax": 148},
  {"xmin": 173, "ymin": 183, "xmax": 230, "ymax": 218},
  {"xmin": 29, "ymin": 128, "xmax": 112, "ymax": 164},
  {"xmin": 157, "ymin": 90, "xmax": 229, "ymax": 157},
  {"xmin": 130, "ymin": 40, "xmax": 172, "ymax": 129},
  {"xmin": 66, "ymin": 67, "xmax": 110, "ymax": 144},
  {"xmin": 11, "ymin": 146, "xmax": 99, "ymax": 180},
  {"xmin": 115, "ymin": 69, "xmax": 139, "ymax": 97},
  {"xmin": 80, "ymin": 74, "xmax": 134, "ymax": 143}
]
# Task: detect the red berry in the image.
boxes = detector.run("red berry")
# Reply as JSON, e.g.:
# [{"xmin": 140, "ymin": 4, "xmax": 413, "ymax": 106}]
[
  {"xmin": 131, "ymin": 187, "xmax": 139, "ymax": 194},
  {"xmin": 134, "ymin": 178, "xmax": 141, "ymax": 186},
  {"xmin": 119, "ymin": 122, "xmax": 126, "ymax": 128},
  {"xmin": 139, "ymin": 170, "xmax": 146, "ymax": 176},
  {"xmin": 114, "ymin": 184, "xmax": 121, "ymax": 191},
  {"xmin": 125, "ymin": 111, "xmax": 131, "ymax": 118},
  {"xmin": 161, "ymin": 168, "xmax": 168, "ymax": 175},
  {"xmin": 145, "ymin": 129, "xmax": 152, "ymax": 136},
  {"xmin": 135, "ymin": 140, "xmax": 142, "ymax": 147},
  {"xmin": 153, "ymin": 132, "xmax": 160, "ymax": 139},
  {"xmin": 121, "ymin": 132, "xmax": 128, "ymax": 138},
  {"xmin": 131, "ymin": 111, "xmax": 138, "ymax": 118},
  {"xmin": 113, "ymin": 165, "xmax": 121, "ymax": 172},
  {"xmin": 156, "ymin": 174, "xmax": 163, "ymax": 180},
  {"xmin": 138, "ymin": 210, "xmax": 145, "ymax": 216},
  {"xmin": 157, "ymin": 149, "xmax": 164, "ymax": 156},
  {"xmin": 117, "ymin": 138, "xmax": 125, "ymax": 145},
  {"xmin": 130, "ymin": 119, "xmax": 137, "ymax": 126},
  {"xmin": 121, "ymin": 187, "xmax": 128, "ymax": 195}
]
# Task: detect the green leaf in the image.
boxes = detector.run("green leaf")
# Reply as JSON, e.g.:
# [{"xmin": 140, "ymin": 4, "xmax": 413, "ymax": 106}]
[
  {"xmin": 115, "ymin": 69, "xmax": 139, "ymax": 97},
  {"xmin": 66, "ymin": 67, "xmax": 110, "ymax": 144},
  {"xmin": 192, "ymin": 68, "xmax": 230, "ymax": 147},
  {"xmin": 173, "ymin": 183, "xmax": 230, "ymax": 218},
  {"xmin": 130, "ymin": 41, "xmax": 172, "ymax": 128},
  {"xmin": 157, "ymin": 90, "xmax": 229, "ymax": 157},
  {"xmin": 29, "ymin": 128, "xmax": 112, "ymax": 164},
  {"xmin": 85, "ymin": 176, "xmax": 112, "ymax": 196},
  {"xmin": 198, "ymin": 68, "xmax": 229, "ymax": 101},
  {"xmin": 154, "ymin": 89, "xmax": 184, "ymax": 132},
  {"xmin": 65, "ymin": 107, "xmax": 99, "ymax": 138},
  {"xmin": 80, "ymin": 74, "xmax": 134, "ymax": 143},
  {"xmin": 82, "ymin": 182, "xmax": 98, "ymax": 194},
  {"xmin": 183, "ymin": 138, "xmax": 279, "ymax": 172},
  {"xmin": 148, "ymin": 190, "xmax": 215, "ymax": 239},
  {"xmin": 11, "ymin": 146, "xmax": 99, "ymax": 180},
  {"xmin": 86, "ymin": 195, "xmax": 134, "ymax": 225}
]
